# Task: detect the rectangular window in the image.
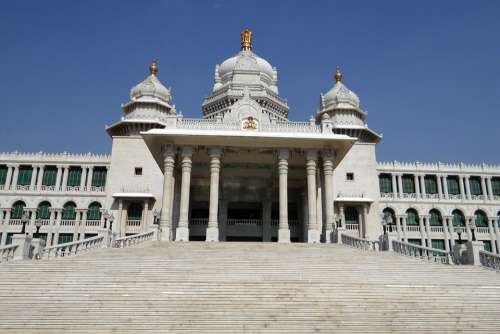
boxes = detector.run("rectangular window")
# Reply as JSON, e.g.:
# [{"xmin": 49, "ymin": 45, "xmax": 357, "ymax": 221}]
[
  {"xmin": 402, "ymin": 175, "xmax": 415, "ymax": 193},
  {"xmin": 0, "ymin": 165, "xmax": 7, "ymax": 185},
  {"xmin": 483, "ymin": 240, "xmax": 492, "ymax": 252},
  {"xmin": 431, "ymin": 239, "xmax": 445, "ymax": 250},
  {"xmin": 346, "ymin": 173, "xmax": 354, "ymax": 181},
  {"xmin": 447, "ymin": 176, "xmax": 460, "ymax": 195},
  {"xmin": 492, "ymin": 178, "xmax": 500, "ymax": 196},
  {"xmin": 469, "ymin": 177, "xmax": 482, "ymax": 195},
  {"xmin": 42, "ymin": 166, "xmax": 57, "ymax": 186},
  {"xmin": 134, "ymin": 167, "xmax": 143, "ymax": 176},
  {"xmin": 58, "ymin": 233, "xmax": 74, "ymax": 244},
  {"xmin": 67, "ymin": 167, "xmax": 82, "ymax": 187},
  {"xmin": 17, "ymin": 166, "xmax": 32, "ymax": 186},
  {"xmin": 91, "ymin": 167, "xmax": 107, "ymax": 187},
  {"xmin": 379, "ymin": 174, "xmax": 392, "ymax": 193},
  {"xmin": 424, "ymin": 175, "xmax": 438, "ymax": 194}
]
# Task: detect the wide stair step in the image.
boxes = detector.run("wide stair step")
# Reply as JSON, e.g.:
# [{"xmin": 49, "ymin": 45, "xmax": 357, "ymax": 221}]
[{"xmin": 0, "ymin": 241, "xmax": 499, "ymax": 333}]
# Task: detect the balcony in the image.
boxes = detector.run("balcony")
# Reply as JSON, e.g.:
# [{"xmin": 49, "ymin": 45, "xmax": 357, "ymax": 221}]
[
  {"xmin": 85, "ymin": 220, "xmax": 102, "ymax": 227},
  {"xmin": 476, "ymin": 227, "xmax": 490, "ymax": 234},
  {"xmin": 429, "ymin": 226, "xmax": 444, "ymax": 233},
  {"xmin": 60, "ymin": 220, "xmax": 76, "ymax": 226},
  {"xmin": 405, "ymin": 225, "xmax": 420, "ymax": 233}
]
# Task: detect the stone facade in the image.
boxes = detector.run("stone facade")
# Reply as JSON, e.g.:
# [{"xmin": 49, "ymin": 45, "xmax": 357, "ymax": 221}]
[{"xmin": 1, "ymin": 30, "xmax": 499, "ymax": 252}]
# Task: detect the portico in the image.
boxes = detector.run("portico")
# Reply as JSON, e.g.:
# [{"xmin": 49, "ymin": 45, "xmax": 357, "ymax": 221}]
[{"xmin": 142, "ymin": 127, "xmax": 355, "ymax": 242}]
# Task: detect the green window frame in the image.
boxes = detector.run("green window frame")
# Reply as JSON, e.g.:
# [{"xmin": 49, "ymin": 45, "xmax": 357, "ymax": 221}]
[
  {"xmin": 127, "ymin": 203, "xmax": 143, "ymax": 220},
  {"xmin": 491, "ymin": 178, "xmax": 500, "ymax": 196},
  {"xmin": 42, "ymin": 166, "xmax": 57, "ymax": 186},
  {"xmin": 406, "ymin": 210, "xmax": 419, "ymax": 226},
  {"xmin": 91, "ymin": 167, "xmax": 107, "ymax": 187},
  {"xmin": 475, "ymin": 211, "xmax": 488, "ymax": 227},
  {"xmin": 424, "ymin": 176, "xmax": 438, "ymax": 194},
  {"xmin": 469, "ymin": 177, "xmax": 482, "ymax": 195},
  {"xmin": 58, "ymin": 233, "xmax": 73, "ymax": 244},
  {"xmin": 447, "ymin": 177, "xmax": 460, "ymax": 195},
  {"xmin": 11, "ymin": 201, "xmax": 26, "ymax": 219},
  {"xmin": 62, "ymin": 202, "xmax": 77, "ymax": 220},
  {"xmin": 0, "ymin": 165, "xmax": 7, "ymax": 185},
  {"xmin": 17, "ymin": 166, "xmax": 32, "ymax": 186},
  {"xmin": 87, "ymin": 203, "xmax": 102, "ymax": 220},
  {"xmin": 345, "ymin": 207, "xmax": 358, "ymax": 225},
  {"xmin": 36, "ymin": 202, "xmax": 51, "ymax": 219},
  {"xmin": 67, "ymin": 167, "xmax": 82, "ymax": 187},
  {"xmin": 379, "ymin": 174, "xmax": 392, "ymax": 193},
  {"xmin": 431, "ymin": 239, "xmax": 445, "ymax": 250},
  {"xmin": 452, "ymin": 211, "xmax": 465, "ymax": 227},
  {"xmin": 429, "ymin": 210, "xmax": 442, "ymax": 226},
  {"xmin": 402, "ymin": 175, "xmax": 415, "ymax": 193}
]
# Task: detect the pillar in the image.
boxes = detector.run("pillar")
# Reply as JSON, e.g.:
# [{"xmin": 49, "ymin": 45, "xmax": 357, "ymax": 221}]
[
  {"xmin": 487, "ymin": 217, "xmax": 496, "ymax": 253},
  {"xmin": 443, "ymin": 174, "xmax": 449, "ymax": 199},
  {"xmin": 424, "ymin": 215, "xmax": 431, "ymax": 248},
  {"xmin": 206, "ymin": 147, "xmax": 222, "ymax": 242},
  {"xmin": 143, "ymin": 200, "xmax": 149, "ymax": 233},
  {"xmin": 420, "ymin": 175, "xmax": 426, "ymax": 198},
  {"xmin": 316, "ymin": 169, "xmax": 323, "ymax": 239},
  {"xmin": 47, "ymin": 210, "xmax": 55, "ymax": 246},
  {"xmin": 492, "ymin": 217, "xmax": 500, "ymax": 254},
  {"xmin": 54, "ymin": 209, "xmax": 62, "ymax": 245},
  {"xmin": 159, "ymin": 144, "xmax": 176, "ymax": 241},
  {"xmin": 486, "ymin": 177, "xmax": 494, "ymax": 201},
  {"xmin": 397, "ymin": 173, "xmax": 403, "ymax": 198},
  {"xmin": 79, "ymin": 166, "xmax": 87, "ymax": 191},
  {"xmin": 30, "ymin": 165, "xmax": 38, "ymax": 191},
  {"xmin": 36, "ymin": 165, "xmax": 45, "ymax": 190},
  {"xmin": 55, "ymin": 165, "xmax": 63, "ymax": 191},
  {"xmin": 176, "ymin": 147, "xmax": 193, "ymax": 242},
  {"xmin": 437, "ymin": 174, "xmax": 443, "ymax": 199},
  {"xmin": 361, "ymin": 204, "xmax": 369, "ymax": 239},
  {"xmin": 459, "ymin": 176, "xmax": 466, "ymax": 200},
  {"xmin": 447, "ymin": 217, "xmax": 455, "ymax": 249},
  {"xmin": 401, "ymin": 215, "xmax": 408, "ymax": 242},
  {"xmin": 306, "ymin": 150, "xmax": 319, "ymax": 243},
  {"xmin": 391, "ymin": 173, "xmax": 398, "ymax": 198},
  {"xmin": 5, "ymin": 165, "xmax": 14, "ymax": 190},
  {"xmin": 464, "ymin": 176, "xmax": 471, "ymax": 200},
  {"xmin": 414, "ymin": 174, "xmax": 421, "ymax": 199},
  {"xmin": 322, "ymin": 149, "xmax": 335, "ymax": 243},
  {"xmin": 262, "ymin": 191, "xmax": 272, "ymax": 242},
  {"xmin": 442, "ymin": 216, "xmax": 450, "ymax": 252},
  {"xmin": 86, "ymin": 166, "xmax": 94, "ymax": 191},
  {"xmin": 395, "ymin": 214, "xmax": 402, "ymax": 241},
  {"xmin": 466, "ymin": 217, "xmax": 473, "ymax": 242},
  {"xmin": 61, "ymin": 166, "xmax": 69, "ymax": 191},
  {"xmin": 278, "ymin": 149, "xmax": 290, "ymax": 243},
  {"xmin": 480, "ymin": 176, "xmax": 488, "ymax": 200},
  {"xmin": 11, "ymin": 165, "xmax": 19, "ymax": 189}
]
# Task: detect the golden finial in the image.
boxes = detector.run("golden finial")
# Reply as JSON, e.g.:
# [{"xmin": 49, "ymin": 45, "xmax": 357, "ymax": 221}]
[
  {"xmin": 335, "ymin": 65, "xmax": 342, "ymax": 83},
  {"xmin": 149, "ymin": 59, "xmax": 158, "ymax": 76},
  {"xmin": 241, "ymin": 29, "xmax": 252, "ymax": 50}
]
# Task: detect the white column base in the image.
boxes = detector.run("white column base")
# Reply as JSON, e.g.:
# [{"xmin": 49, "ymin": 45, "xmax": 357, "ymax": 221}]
[
  {"xmin": 159, "ymin": 226, "xmax": 171, "ymax": 241},
  {"xmin": 324, "ymin": 229, "xmax": 334, "ymax": 243},
  {"xmin": 175, "ymin": 227, "xmax": 189, "ymax": 242},
  {"xmin": 206, "ymin": 227, "xmax": 219, "ymax": 242},
  {"xmin": 308, "ymin": 229, "xmax": 320, "ymax": 243},
  {"xmin": 278, "ymin": 229, "xmax": 290, "ymax": 243}
]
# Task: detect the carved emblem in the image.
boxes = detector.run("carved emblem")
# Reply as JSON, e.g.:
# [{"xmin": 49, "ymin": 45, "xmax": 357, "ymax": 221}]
[{"xmin": 242, "ymin": 116, "xmax": 258, "ymax": 130}]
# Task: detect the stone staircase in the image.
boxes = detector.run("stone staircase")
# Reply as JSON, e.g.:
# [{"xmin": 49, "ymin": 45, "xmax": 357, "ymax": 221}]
[{"xmin": 0, "ymin": 242, "xmax": 499, "ymax": 333}]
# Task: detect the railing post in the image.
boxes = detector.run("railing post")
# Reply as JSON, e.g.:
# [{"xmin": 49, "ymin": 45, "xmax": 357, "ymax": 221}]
[{"xmin": 11, "ymin": 234, "xmax": 33, "ymax": 261}]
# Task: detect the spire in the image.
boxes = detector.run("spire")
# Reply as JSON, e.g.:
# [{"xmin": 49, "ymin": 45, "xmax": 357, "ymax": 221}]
[
  {"xmin": 149, "ymin": 59, "xmax": 158, "ymax": 76},
  {"xmin": 240, "ymin": 29, "xmax": 252, "ymax": 50},
  {"xmin": 335, "ymin": 65, "xmax": 342, "ymax": 83}
]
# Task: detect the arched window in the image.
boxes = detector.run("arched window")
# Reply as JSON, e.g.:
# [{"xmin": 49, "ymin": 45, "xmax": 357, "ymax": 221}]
[
  {"xmin": 474, "ymin": 210, "xmax": 488, "ymax": 227},
  {"xmin": 87, "ymin": 202, "xmax": 102, "ymax": 220},
  {"xmin": 452, "ymin": 209, "xmax": 466, "ymax": 227},
  {"xmin": 62, "ymin": 202, "xmax": 77, "ymax": 220},
  {"xmin": 345, "ymin": 207, "xmax": 358, "ymax": 225},
  {"xmin": 36, "ymin": 201, "xmax": 51, "ymax": 219},
  {"xmin": 406, "ymin": 209, "xmax": 419, "ymax": 226},
  {"xmin": 429, "ymin": 209, "xmax": 442, "ymax": 226},
  {"xmin": 11, "ymin": 201, "xmax": 26, "ymax": 219},
  {"xmin": 127, "ymin": 203, "xmax": 143, "ymax": 220},
  {"xmin": 382, "ymin": 208, "xmax": 396, "ymax": 224}
]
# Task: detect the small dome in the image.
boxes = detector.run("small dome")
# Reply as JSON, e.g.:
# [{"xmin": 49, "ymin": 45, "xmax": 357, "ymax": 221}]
[
  {"xmin": 321, "ymin": 67, "xmax": 360, "ymax": 110},
  {"xmin": 130, "ymin": 60, "xmax": 172, "ymax": 104}
]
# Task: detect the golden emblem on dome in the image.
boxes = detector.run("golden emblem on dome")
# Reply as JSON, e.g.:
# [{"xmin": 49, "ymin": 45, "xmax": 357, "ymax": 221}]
[
  {"xmin": 149, "ymin": 59, "xmax": 158, "ymax": 76},
  {"xmin": 335, "ymin": 65, "xmax": 342, "ymax": 83},
  {"xmin": 241, "ymin": 29, "xmax": 252, "ymax": 50}
]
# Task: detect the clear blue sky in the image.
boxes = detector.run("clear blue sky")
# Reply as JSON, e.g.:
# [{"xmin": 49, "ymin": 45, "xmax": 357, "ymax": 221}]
[{"xmin": 1, "ymin": 0, "xmax": 499, "ymax": 163}]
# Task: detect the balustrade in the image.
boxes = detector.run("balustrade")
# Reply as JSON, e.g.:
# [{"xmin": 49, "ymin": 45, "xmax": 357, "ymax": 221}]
[
  {"xmin": 341, "ymin": 233, "xmax": 379, "ymax": 251},
  {"xmin": 429, "ymin": 226, "xmax": 444, "ymax": 233},
  {"xmin": 15, "ymin": 185, "xmax": 30, "ymax": 191},
  {"xmin": 113, "ymin": 230, "xmax": 156, "ymax": 248},
  {"xmin": 345, "ymin": 224, "xmax": 359, "ymax": 231},
  {"xmin": 85, "ymin": 220, "xmax": 101, "ymax": 227},
  {"xmin": 126, "ymin": 219, "xmax": 141, "ymax": 226},
  {"xmin": 479, "ymin": 250, "xmax": 500, "ymax": 271},
  {"xmin": 189, "ymin": 218, "xmax": 208, "ymax": 225},
  {"xmin": 476, "ymin": 227, "xmax": 490, "ymax": 234},
  {"xmin": 43, "ymin": 235, "xmax": 104, "ymax": 259},
  {"xmin": 227, "ymin": 219, "xmax": 262, "ymax": 226},
  {"xmin": 392, "ymin": 240, "xmax": 451, "ymax": 264},
  {"xmin": 406, "ymin": 225, "xmax": 420, "ymax": 232},
  {"xmin": 0, "ymin": 244, "xmax": 18, "ymax": 262},
  {"xmin": 8, "ymin": 219, "xmax": 23, "ymax": 226},
  {"xmin": 36, "ymin": 219, "xmax": 50, "ymax": 226},
  {"xmin": 60, "ymin": 219, "xmax": 76, "ymax": 226}
]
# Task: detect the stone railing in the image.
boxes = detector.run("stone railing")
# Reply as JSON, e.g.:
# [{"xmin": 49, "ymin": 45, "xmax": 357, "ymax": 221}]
[
  {"xmin": 43, "ymin": 235, "xmax": 104, "ymax": 259},
  {"xmin": 429, "ymin": 226, "xmax": 444, "ymax": 233},
  {"xmin": 113, "ymin": 230, "xmax": 156, "ymax": 248},
  {"xmin": 126, "ymin": 219, "xmax": 141, "ymax": 226},
  {"xmin": 65, "ymin": 186, "xmax": 81, "ymax": 192},
  {"xmin": 8, "ymin": 219, "xmax": 23, "ymax": 226},
  {"xmin": 60, "ymin": 219, "xmax": 76, "ymax": 226},
  {"xmin": 40, "ymin": 185, "xmax": 56, "ymax": 191},
  {"xmin": 345, "ymin": 224, "xmax": 359, "ymax": 231},
  {"xmin": 0, "ymin": 244, "xmax": 19, "ymax": 262},
  {"xmin": 85, "ymin": 220, "xmax": 101, "ymax": 227},
  {"xmin": 227, "ymin": 219, "xmax": 262, "ymax": 225},
  {"xmin": 479, "ymin": 250, "xmax": 500, "ymax": 271},
  {"xmin": 476, "ymin": 227, "xmax": 489, "ymax": 234},
  {"xmin": 189, "ymin": 218, "xmax": 208, "ymax": 225},
  {"xmin": 392, "ymin": 240, "xmax": 451, "ymax": 264},
  {"xmin": 16, "ymin": 185, "xmax": 30, "ymax": 191},
  {"xmin": 423, "ymin": 193, "xmax": 440, "ymax": 200},
  {"xmin": 341, "ymin": 233, "xmax": 379, "ymax": 251},
  {"xmin": 380, "ymin": 193, "xmax": 394, "ymax": 199},
  {"xmin": 406, "ymin": 225, "xmax": 420, "ymax": 232}
]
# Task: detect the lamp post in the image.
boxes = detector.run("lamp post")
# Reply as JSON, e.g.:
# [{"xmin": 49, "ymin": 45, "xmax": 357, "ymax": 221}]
[
  {"xmin": 382, "ymin": 212, "xmax": 393, "ymax": 235},
  {"xmin": 34, "ymin": 220, "xmax": 42, "ymax": 239},
  {"xmin": 456, "ymin": 226, "xmax": 464, "ymax": 243},
  {"xmin": 153, "ymin": 209, "xmax": 161, "ymax": 225},
  {"xmin": 20, "ymin": 212, "xmax": 30, "ymax": 235},
  {"xmin": 469, "ymin": 221, "xmax": 477, "ymax": 242},
  {"xmin": 103, "ymin": 210, "xmax": 115, "ymax": 231}
]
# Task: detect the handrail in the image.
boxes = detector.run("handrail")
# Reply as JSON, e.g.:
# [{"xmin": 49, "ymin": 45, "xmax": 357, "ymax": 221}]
[
  {"xmin": 113, "ymin": 230, "xmax": 156, "ymax": 248},
  {"xmin": 0, "ymin": 244, "xmax": 19, "ymax": 263},
  {"xmin": 479, "ymin": 250, "xmax": 500, "ymax": 271},
  {"xmin": 43, "ymin": 235, "xmax": 104, "ymax": 259},
  {"xmin": 392, "ymin": 240, "xmax": 451, "ymax": 264},
  {"xmin": 341, "ymin": 233, "xmax": 379, "ymax": 251}
]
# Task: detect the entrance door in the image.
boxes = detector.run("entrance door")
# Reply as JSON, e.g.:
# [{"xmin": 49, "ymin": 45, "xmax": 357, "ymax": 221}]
[{"xmin": 226, "ymin": 202, "xmax": 263, "ymax": 241}]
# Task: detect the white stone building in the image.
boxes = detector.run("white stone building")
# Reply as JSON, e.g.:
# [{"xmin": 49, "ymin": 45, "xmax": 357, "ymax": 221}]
[{"xmin": 1, "ymin": 30, "xmax": 499, "ymax": 252}]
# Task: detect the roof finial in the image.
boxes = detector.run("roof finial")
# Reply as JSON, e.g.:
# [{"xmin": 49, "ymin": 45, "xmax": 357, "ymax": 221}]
[
  {"xmin": 149, "ymin": 59, "xmax": 158, "ymax": 76},
  {"xmin": 241, "ymin": 28, "xmax": 252, "ymax": 50},
  {"xmin": 335, "ymin": 65, "xmax": 342, "ymax": 83}
]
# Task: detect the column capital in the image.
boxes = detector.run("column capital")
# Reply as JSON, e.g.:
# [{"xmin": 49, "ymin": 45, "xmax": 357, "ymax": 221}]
[
  {"xmin": 208, "ymin": 146, "xmax": 223, "ymax": 158},
  {"xmin": 180, "ymin": 146, "xmax": 194, "ymax": 158},
  {"xmin": 278, "ymin": 148, "xmax": 289, "ymax": 160},
  {"xmin": 6, "ymin": 163, "xmax": 18, "ymax": 168},
  {"xmin": 305, "ymin": 149, "xmax": 318, "ymax": 161},
  {"xmin": 161, "ymin": 143, "xmax": 176, "ymax": 159},
  {"xmin": 321, "ymin": 148, "xmax": 336, "ymax": 160}
]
